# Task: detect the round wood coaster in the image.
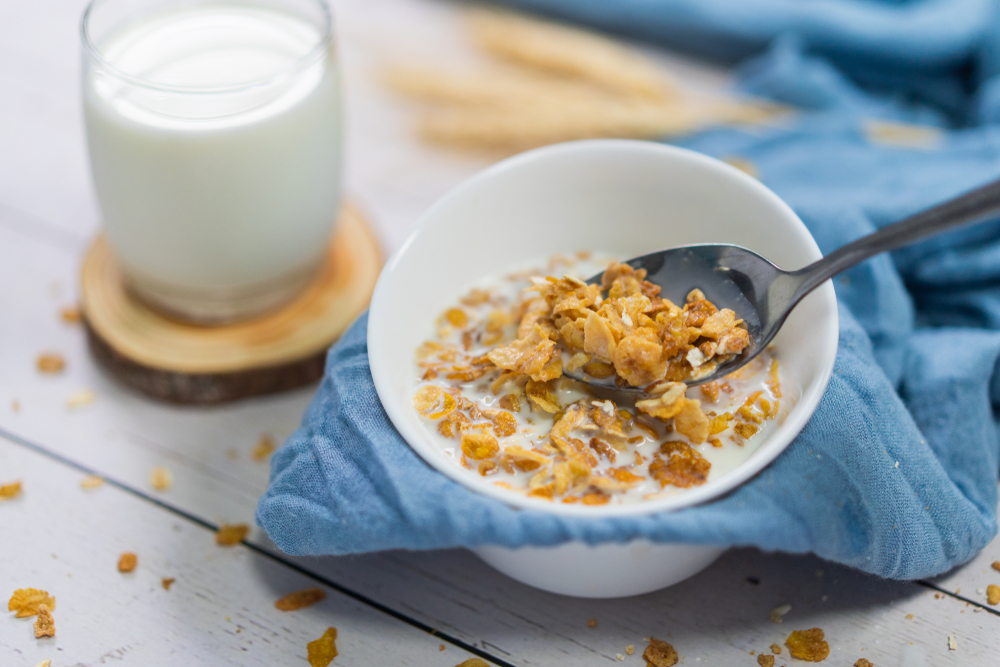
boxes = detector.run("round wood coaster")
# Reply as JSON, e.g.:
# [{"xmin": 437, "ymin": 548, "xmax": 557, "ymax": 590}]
[{"xmin": 81, "ymin": 204, "xmax": 382, "ymax": 404}]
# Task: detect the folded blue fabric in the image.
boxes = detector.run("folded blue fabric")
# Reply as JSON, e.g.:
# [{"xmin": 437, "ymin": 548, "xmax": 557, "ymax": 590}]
[{"xmin": 257, "ymin": 3, "xmax": 1000, "ymax": 579}]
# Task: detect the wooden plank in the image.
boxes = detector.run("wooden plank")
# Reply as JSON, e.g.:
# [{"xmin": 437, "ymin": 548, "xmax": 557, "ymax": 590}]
[{"xmin": 0, "ymin": 435, "xmax": 483, "ymax": 666}]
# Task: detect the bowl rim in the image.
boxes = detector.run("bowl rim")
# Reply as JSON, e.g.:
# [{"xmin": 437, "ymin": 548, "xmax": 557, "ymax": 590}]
[{"xmin": 368, "ymin": 139, "xmax": 839, "ymax": 518}]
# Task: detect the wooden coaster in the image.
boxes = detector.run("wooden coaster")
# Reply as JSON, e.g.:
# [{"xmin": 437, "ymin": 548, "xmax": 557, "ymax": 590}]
[{"xmin": 81, "ymin": 204, "xmax": 382, "ymax": 404}]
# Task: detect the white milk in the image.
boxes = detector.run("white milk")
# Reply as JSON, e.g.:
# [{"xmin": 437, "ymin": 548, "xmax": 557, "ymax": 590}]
[{"xmin": 83, "ymin": 2, "xmax": 341, "ymax": 318}]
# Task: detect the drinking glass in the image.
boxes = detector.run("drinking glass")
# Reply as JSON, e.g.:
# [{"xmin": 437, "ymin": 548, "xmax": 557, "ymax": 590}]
[{"xmin": 82, "ymin": 0, "xmax": 342, "ymax": 322}]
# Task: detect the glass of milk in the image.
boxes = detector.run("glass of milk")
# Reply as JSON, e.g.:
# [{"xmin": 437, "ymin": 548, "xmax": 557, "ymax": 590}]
[{"xmin": 82, "ymin": 0, "xmax": 341, "ymax": 322}]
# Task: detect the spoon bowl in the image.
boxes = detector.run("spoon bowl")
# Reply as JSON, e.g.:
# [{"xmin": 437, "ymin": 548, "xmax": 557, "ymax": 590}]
[{"xmin": 565, "ymin": 171, "xmax": 1000, "ymax": 397}]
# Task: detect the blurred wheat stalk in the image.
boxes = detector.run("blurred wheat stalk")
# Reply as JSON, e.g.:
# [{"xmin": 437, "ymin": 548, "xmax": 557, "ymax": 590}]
[{"xmin": 383, "ymin": 7, "xmax": 788, "ymax": 152}]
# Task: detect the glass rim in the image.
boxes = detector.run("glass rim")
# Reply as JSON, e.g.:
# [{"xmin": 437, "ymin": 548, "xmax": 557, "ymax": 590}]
[{"xmin": 80, "ymin": 0, "xmax": 333, "ymax": 94}]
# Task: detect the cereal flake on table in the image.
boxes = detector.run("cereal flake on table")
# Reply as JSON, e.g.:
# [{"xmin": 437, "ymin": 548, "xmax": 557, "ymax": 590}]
[
  {"xmin": 275, "ymin": 587, "xmax": 326, "ymax": 611},
  {"xmin": 643, "ymin": 637, "xmax": 679, "ymax": 666},
  {"xmin": 149, "ymin": 466, "xmax": 173, "ymax": 491},
  {"xmin": 0, "ymin": 479, "xmax": 22, "ymax": 501},
  {"xmin": 66, "ymin": 388, "xmax": 96, "ymax": 409},
  {"xmin": 8, "ymin": 588, "xmax": 55, "ymax": 617},
  {"xmin": 770, "ymin": 603, "xmax": 791, "ymax": 624},
  {"xmin": 411, "ymin": 256, "xmax": 784, "ymax": 505},
  {"xmin": 854, "ymin": 659, "xmax": 873, "ymax": 667},
  {"xmin": 118, "ymin": 552, "xmax": 137, "ymax": 573},
  {"xmin": 215, "ymin": 523, "xmax": 249, "ymax": 546},
  {"xmin": 986, "ymin": 584, "xmax": 1000, "ymax": 605},
  {"xmin": 33, "ymin": 603, "xmax": 55, "ymax": 638},
  {"xmin": 757, "ymin": 654, "xmax": 774, "ymax": 667},
  {"xmin": 769, "ymin": 643, "xmax": 781, "ymax": 654},
  {"xmin": 80, "ymin": 474, "xmax": 104, "ymax": 490},
  {"xmin": 35, "ymin": 660, "xmax": 52, "ymax": 667},
  {"xmin": 251, "ymin": 434, "xmax": 276, "ymax": 462},
  {"xmin": 307, "ymin": 627, "xmax": 338, "ymax": 667},
  {"xmin": 162, "ymin": 577, "xmax": 175, "ymax": 590},
  {"xmin": 785, "ymin": 628, "xmax": 829, "ymax": 662},
  {"xmin": 60, "ymin": 306, "xmax": 83, "ymax": 324},
  {"xmin": 36, "ymin": 353, "xmax": 65, "ymax": 374}
]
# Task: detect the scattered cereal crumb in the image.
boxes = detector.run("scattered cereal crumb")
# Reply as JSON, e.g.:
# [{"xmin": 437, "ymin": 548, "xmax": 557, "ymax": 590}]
[
  {"xmin": 35, "ymin": 660, "xmax": 52, "ymax": 667},
  {"xmin": 456, "ymin": 660, "xmax": 490, "ymax": 667},
  {"xmin": 149, "ymin": 466, "xmax": 173, "ymax": 491},
  {"xmin": 991, "ymin": 560, "xmax": 1000, "ymax": 572},
  {"xmin": 275, "ymin": 588, "xmax": 326, "ymax": 611},
  {"xmin": 643, "ymin": 637, "xmax": 679, "ymax": 666},
  {"xmin": 625, "ymin": 644, "xmax": 634, "ymax": 655},
  {"xmin": 118, "ymin": 552, "xmax": 137, "ymax": 573},
  {"xmin": 616, "ymin": 653, "xmax": 624, "ymax": 661},
  {"xmin": 947, "ymin": 634, "xmax": 957, "ymax": 650},
  {"xmin": 770, "ymin": 603, "xmax": 792, "ymax": 624},
  {"xmin": 34, "ymin": 604, "xmax": 55, "ymax": 638},
  {"xmin": 61, "ymin": 306, "xmax": 83, "ymax": 324},
  {"xmin": 36, "ymin": 353, "xmax": 65, "ymax": 374},
  {"xmin": 785, "ymin": 628, "xmax": 829, "ymax": 662},
  {"xmin": 162, "ymin": 577, "xmax": 175, "ymax": 590},
  {"xmin": 987, "ymin": 584, "xmax": 1000, "ymax": 606},
  {"xmin": 251, "ymin": 434, "xmax": 276, "ymax": 462},
  {"xmin": 770, "ymin": 643, "xmax": 781, "ymax": 654},
  {"xmin": 0, "ymin": 479, "xmax": 22, "ymax": 501},
  {"xmin": 757, "ymin": 654, "xmax": 775, "ymax": 667},
  {"xmin": 854, "ymin": 659, "xmax": 873, "ymax": 667},
  {"xmin": 307, "ymin": 627, "xmax": 338, "ymax": 667},
  {"xmin": 439, "ymin": 644, "xmax": 445, "ymax": 651},
  {"xmin": 905, "ymin": 614, "xmax": 914, "ymax": 619},
  {"xmin": 7, "ymin": 588, "xmax": 55, "ymax": 617},
  {"xmin": 215, "ymin": 523, "xmax": 249, "ymax": 546},
  {"xmin": 587, "ymin": 618, "xmax": 598, "ymax": 628},
  {"xmin": 66, "ymin": 388, "xmax": 96, "ymax": 409},
  {"xmin": 80, "ymin": 474, "xmax": 104, "ymax": 490}
]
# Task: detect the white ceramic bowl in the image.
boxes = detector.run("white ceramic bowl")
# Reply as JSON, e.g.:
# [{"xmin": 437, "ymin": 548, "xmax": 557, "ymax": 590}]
[{"xmin": 368, "ymin": 139, "xmax": 838, "ymax": 596}]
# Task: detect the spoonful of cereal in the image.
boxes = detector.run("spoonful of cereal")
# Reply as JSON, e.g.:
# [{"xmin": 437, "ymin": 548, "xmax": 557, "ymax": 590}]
[{"xmin": 547, "ymin": 175, "xmax": 1000, "ymax": 396}]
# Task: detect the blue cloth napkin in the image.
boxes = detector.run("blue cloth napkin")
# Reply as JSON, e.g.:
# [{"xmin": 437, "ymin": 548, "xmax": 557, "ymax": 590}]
[{"xmin": 257, "ymin": 1, "xmax": 1000, "ymax": 579}]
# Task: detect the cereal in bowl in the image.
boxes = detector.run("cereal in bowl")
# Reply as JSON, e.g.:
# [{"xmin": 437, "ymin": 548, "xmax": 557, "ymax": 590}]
[{"xmin": 412, "ymin": 254, "xmax": 786, "ymax": 505}]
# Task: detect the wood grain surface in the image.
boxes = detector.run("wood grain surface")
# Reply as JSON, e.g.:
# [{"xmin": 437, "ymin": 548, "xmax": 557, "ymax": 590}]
[{"xmin": 1, "ymin": 0, "xmax": 999, "ymax": 665}]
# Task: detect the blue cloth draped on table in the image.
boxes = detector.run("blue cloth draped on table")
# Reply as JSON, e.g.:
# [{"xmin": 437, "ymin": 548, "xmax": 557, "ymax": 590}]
[{"xmin": 257, "ymin": 0, "xmax": 1000, "ymax": 579}]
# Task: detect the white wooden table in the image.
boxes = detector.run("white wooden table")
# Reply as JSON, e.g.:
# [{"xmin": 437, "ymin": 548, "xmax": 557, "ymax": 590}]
[{"xmin": 2, "ymin": 0, "xmax": 999, "ymax": 665}]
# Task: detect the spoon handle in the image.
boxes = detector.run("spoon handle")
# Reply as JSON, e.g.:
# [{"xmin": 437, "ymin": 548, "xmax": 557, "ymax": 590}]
[{"xmin": 789, "ymin": 175, "xmax": 1000, "ymax": 300}]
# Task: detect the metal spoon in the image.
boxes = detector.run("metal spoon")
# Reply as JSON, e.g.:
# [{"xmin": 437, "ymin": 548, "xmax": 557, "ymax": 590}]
[{"xmin": 564, "ymin": 175, "xmax": 1000, "ymax": 396}]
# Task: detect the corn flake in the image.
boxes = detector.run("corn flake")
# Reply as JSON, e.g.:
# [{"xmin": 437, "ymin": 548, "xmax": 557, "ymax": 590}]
[
  {"xmin": 34, "ymin": 604, "xmax": 55, "ymax": 638},
  {"xmin": 8, "ymin": 588, "xmax": 55, "ymax": 617},
  {"xmin": 149, "ymin": 466, "xmax": 172, "ymax": 491},
  {"xmin": 251, "ymin": 435, "xmax": 276, "ymax": 462},
  {"xmin": 307, "ymin": 627, "xmax": 338, "ymax": 667},
  {"xmin": 275, "ymin": 587, "xmax": 326, "ymax": 611},
  {"xmin": 80, "ymin": 474, "xmax": 104, "ymax": 490},
  {"xmin": 118, "ymin": 552, "xmax": 137, "ymax": 573},
  {"xmin": 461, "ymin": 433, "xmax": 500, "ymax": 460},
  {"xmin": 643, "ymin": 637, "xmax": 679, "ymax": 666},
  {"xmin": 786, "ymin": 628, "xmax": 830, "ymax": 662},
  {"xmin": 36, "ymin": 353, "xmax": 65, "ymax": 374},
  {"xmin": 0, "ymin": 480, "xmax": 22, "ymax": 500},
  {"xmin": 215, "ymin": 523, "xmax": 249, "ymax": 546}
]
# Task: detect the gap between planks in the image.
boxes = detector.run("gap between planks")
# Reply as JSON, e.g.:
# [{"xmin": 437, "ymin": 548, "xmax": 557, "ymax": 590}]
[{"xmin": 0, "ymin": 426, "xmax": 518, "ymax": 667}]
